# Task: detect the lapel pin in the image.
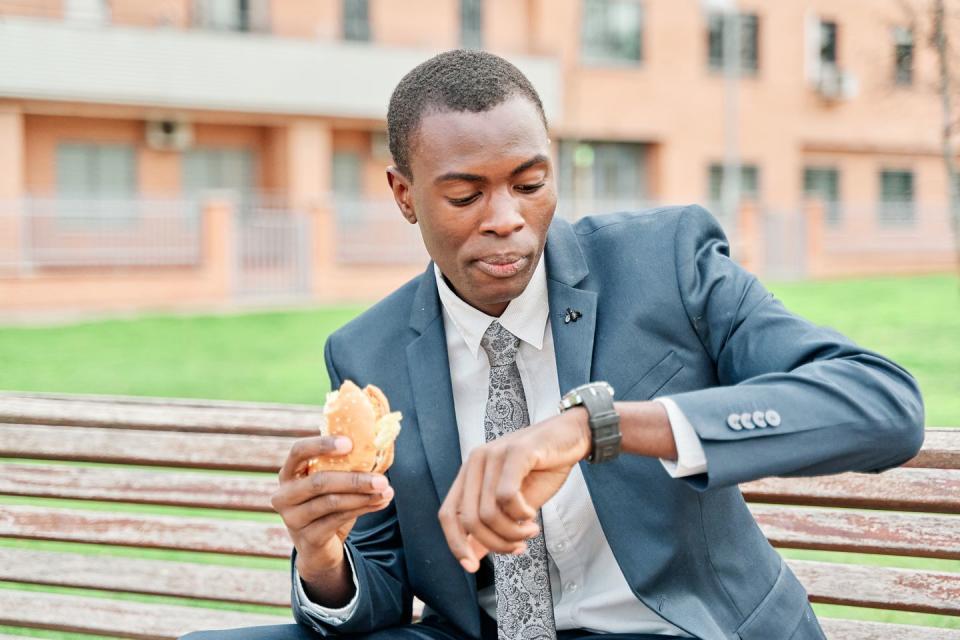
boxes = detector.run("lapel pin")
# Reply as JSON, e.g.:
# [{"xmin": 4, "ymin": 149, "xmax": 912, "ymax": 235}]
[{"xmin": 563, "ymin": 308, "xmax": 582, "ymax": 324}]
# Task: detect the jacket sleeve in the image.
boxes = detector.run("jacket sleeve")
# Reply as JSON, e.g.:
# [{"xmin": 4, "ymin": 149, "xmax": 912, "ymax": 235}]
[
  {"xmin": 664, "ymin": 205, "xmax": 925, "ymax": 491},
  {"xmin": 291, "ymin": 336, "xmax": 413, "ymax": 636}
]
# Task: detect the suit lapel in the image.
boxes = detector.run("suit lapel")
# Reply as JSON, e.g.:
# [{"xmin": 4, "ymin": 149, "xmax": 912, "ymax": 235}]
[
  {"xmin": 405, "ymin": 264, "xmax": 480, "ymax": 633},
  {"xmin": 405, "ymin": 264, "xmax": 462, "ymax": 505},
  {"xmin": 545, "ymin": 218, "xmax": 597, "ymax": 394}
]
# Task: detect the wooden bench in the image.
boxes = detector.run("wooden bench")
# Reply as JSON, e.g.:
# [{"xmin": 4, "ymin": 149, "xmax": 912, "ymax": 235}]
[{"xmin": 0, "ymin": 391, "xmax": 958, "ymax": 639}]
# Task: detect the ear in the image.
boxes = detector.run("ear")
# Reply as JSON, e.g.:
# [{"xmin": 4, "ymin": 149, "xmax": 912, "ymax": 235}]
[{"xmin": 386, "ymin": 167, "xmax": 416, "ymax": 224}]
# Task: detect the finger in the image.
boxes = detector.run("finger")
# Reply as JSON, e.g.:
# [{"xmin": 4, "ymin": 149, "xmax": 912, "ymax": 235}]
[
  {"xmin": 467, "ymin": 535, "xmax": 490, "ymax": 566},
  {"xmin": 279, "ymin": 436, "xmax": 352, "ymax": 482},
  {"xmin": 479, "ymin": 451, "xmax": 540, "ymax": 543},
  {"xmin": 299, "ymin": 499, "xmax": 393, "ymax": 547},
  {"xmin": 459, "ymin": 451, "xmax": 526, "ymax": 555},
  {"xmin": 438, "ymin": 467, "xmax": 478, "ymax": 572},
  {"xmin": 496, "ymin": 449, "xmax": 538, "ymax": 522},
  {"xmin": 282, "ymin": 487, "xmax": 394, "ymax": 531},
  {"xmin": 274, "ymin": 471, "xmax": 390, "ymax": 509}
]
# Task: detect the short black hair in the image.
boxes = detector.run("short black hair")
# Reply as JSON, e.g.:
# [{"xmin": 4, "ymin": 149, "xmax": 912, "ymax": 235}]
[{"xmin": 386, "ymin": 49, "xmax": 548, "ymax": 179}]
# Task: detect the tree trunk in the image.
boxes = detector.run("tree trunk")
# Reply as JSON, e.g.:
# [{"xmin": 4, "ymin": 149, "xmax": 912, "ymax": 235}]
[{"xmin": 933, "ymin": 0, "xmax": 960, "ymax": 275}]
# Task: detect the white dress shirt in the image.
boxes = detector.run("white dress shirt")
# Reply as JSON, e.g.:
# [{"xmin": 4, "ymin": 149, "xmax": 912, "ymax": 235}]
[{"xmin": 297, "ymin": 256, "xmax": 707, "ymax": 635}]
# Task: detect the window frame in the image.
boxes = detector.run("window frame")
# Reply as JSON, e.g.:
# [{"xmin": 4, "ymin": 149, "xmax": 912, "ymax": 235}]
[
  {"xmin": 878, "ymin": 168, "xmax": 916, "ymax": 226},
  {"xmin": 55, "ymin": 141, "xmax": 139, "ymax": 228},
  {"xmin": 894, "ymin": 26, "xmax": 914, "ymax": 86},
  {"xmin": 460, "ymin": 0, "xmax": 483, "ymax": 49},
  {"xmin": 342, "ymin": 0, "xmax": 371, "ymax": 42},
  {"xmin": 708, "ymin": 162, "xmax": 761, "ymax": 204},
  {"xmin": 706, "ymin": 11, "xmax": 760, "ymax": 75},
  {"xmin": 802, "ymin": 166, "xmax": 842, "ymax": 225},
  {"xmin": 580, "ymin": 0, "xmax": 644, "ymax": 66},
  {"xmin": 819, "ymin": 20, "xmax": 839, "ymax": 67}
]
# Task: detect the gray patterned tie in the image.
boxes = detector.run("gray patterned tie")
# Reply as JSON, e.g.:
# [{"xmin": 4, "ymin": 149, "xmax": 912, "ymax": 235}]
[{"xmin": 480, "ymin": 321, "xmax": 557, "ymax": 640}]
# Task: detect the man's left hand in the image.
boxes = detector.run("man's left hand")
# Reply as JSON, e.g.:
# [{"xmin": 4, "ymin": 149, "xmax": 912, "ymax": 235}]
[{"xmin": 438, "ymin": 407, "xmax": 591, "ymax": 573}]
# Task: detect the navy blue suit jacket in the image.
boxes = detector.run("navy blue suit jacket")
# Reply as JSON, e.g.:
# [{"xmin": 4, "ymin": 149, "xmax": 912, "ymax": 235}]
[{"xmin": 291, "ymin": 205, "xmax": 924, "ymax": 640}]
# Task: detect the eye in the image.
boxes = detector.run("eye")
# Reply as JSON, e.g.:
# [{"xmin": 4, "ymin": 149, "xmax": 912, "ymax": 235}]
[
  {"xmin": 448, "ymin": 193, "xmax": 480, "ymax": 207},
  {"xmin": 515, "ymin": 183, "xmax": 545, "ymax": 194}
]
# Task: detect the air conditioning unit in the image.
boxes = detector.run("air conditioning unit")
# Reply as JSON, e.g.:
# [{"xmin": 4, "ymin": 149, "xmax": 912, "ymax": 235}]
[
  {"xmin": 146, "ymin": 119, "xmax": 194, "ymax": 152},
  {"xmin": 816, "ymin": 66, "xmax": 858, "ymax": 102}
]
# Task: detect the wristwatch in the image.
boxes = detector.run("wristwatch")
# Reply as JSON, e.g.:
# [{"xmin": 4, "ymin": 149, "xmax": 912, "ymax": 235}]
[{"xmin": 558, "ymin": 382, "xmax": 621, "ymax": 463}]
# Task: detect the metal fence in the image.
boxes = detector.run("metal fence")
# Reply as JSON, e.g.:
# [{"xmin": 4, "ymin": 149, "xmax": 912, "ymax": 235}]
[
  {"xmin": 2, "ymin": 195, "xmax": 954, "ymax": 301},
  {"xmin": 332, "ymin": 197, "xmax": 429, "ymax": 265},
  {"xmin": 0, "ymin": 197, "xmax": 202, "ymax": 274},
  {"xmin": 234, "ymin": 203, "xmax": 312, "ymax": 299}
]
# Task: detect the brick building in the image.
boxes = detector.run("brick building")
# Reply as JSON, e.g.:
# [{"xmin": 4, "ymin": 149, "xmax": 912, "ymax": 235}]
[{"xmin": 0, "ymin": 0, "xmax": 953, "ymax": 314}]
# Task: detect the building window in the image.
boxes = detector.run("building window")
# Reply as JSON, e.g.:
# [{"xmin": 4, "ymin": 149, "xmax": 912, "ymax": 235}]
[
  {"xmin": 183, "ymin": 148, "xmax": 256, "ymax": 214},
  {"xmin": 56, "ymin": 143, "xmax": 137, "ymax": 224},
  {"xmin": 581, "ymin": 0, "xmax": 643, "ymax": 64},
  {"xmin": 343, "ymin": 0, "xmax": 370, "ymax": 42},
  {"xmin": 557, "ymin": 141, "xmax": 649, "ymax": 214},
  {"xmin": 803, "ymin": 167, "xmax": 841, "ymax": 224},
  {"xmin": 461, "ymin": 0, "xmax": 483, "ymax": 49},
  {"xmin": 894, "ymin": 27, "xmax": 913, "ymax": 86},
  {"xmin": 57, "ymin": 143, "xmax": 137, "ymax": 199},
  {"xmin": 332, "ymin": 152, "xmax": 363, "ymax": 197},
  {"xmin": 707, "ymin": 13, "xmax": 759, "ymax": 73},
  {"xmin": 708, "ymin": 163, "xmax": 759, "ymax": 205},
  {"xmin": 193, "ymin": 0, "xmax": 268, "ymax": 32},
  {"xmin": 65, "ymin": 0, "xmax": 108, "ymax": 25},
  {"xmin": 879, "ymin": 170, "xmax": 915, "ymax": 225},
  {"xmin": 819, "ymin": 20, "xmax": 838, "ymax": 67}
]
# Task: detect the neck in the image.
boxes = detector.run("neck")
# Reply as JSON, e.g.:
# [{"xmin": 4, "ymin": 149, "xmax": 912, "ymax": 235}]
[{"xmin": 440, "ymin": 273, "xmax": 509, "ymax": 317}]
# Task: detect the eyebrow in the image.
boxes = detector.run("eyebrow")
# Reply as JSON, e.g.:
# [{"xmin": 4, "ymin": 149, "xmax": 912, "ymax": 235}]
[{"xmin": 433, "ymin": 154, "xmax": 549, "ymax": 186}]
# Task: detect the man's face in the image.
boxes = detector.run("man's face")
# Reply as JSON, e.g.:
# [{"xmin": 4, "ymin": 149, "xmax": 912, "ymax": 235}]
[{"xmin": 387, "ymin": 96, "xmax": 556, "ymax": 317}]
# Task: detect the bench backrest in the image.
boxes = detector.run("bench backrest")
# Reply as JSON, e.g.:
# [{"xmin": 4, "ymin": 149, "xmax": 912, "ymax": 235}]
[{"xmin": 1, "ymin": 391, "xmax": 958, "ymax": 639}]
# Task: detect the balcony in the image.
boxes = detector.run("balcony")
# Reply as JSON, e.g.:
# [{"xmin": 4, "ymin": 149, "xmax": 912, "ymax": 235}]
[{"xmin": 0, "ymin": 16, "xmax": 562, "ymax": 120}]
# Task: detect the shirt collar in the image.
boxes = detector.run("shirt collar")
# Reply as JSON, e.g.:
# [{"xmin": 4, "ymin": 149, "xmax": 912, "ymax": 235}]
[{"xmin": 434, "ymin": 254, "xmax": 549, "ymax": 359}]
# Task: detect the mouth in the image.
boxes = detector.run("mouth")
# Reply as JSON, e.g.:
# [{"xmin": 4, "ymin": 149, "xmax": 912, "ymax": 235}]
[{"xmin": 473, "ymin": 254, "xmax": 530, "ymax": 279}]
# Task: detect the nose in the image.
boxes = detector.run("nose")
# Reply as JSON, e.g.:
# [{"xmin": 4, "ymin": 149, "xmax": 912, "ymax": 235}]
[{"xmin": 478, "ymin": 188, "xmax": 525, "ymax": 236}]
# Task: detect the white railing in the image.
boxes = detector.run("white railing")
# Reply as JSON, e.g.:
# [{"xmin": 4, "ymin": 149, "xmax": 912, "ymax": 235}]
[
  {"xmin": 0, "ymin": 197, "xmax": 202, "ymax": 273},
  {"xmin": 333, "ymin": 197, "xmax": 429, "ymax": 265},
  {"xmin": 820, "ymin": 204, "xmax": 957, "ymax": 254}
]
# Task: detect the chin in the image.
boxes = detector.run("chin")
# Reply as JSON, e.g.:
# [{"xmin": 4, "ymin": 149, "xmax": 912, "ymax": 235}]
[{"xmin": 472, "ymin": 274, "xmax": 532, "ymax": 307}]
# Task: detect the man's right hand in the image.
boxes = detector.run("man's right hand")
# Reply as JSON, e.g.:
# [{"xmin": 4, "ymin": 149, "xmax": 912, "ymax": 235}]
[{"xmin": 271, "ymin": 435, "xmax": 394, "ymax": 605}]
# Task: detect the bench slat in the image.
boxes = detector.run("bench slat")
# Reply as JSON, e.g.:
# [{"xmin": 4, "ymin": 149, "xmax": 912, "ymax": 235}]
[
  {"xmin": 904, "ymin": 429, "xmax": 960, "ymax": 470},
  {"xmin": 741, "ymin": 468, "xmax": 960, "ymax": 514},
  {"xmin": 0, "ymin": 424, "xmax": 292, "ymax": 471},
  {"xmin": 0, "ymin": 505, "xmax": 291, "ymax": 557},
  {"xmin": 0, "ymin": 590, "xmax": 290, "ymax": 640},
  {"xmin": 5, "ymin": 548, "xmax": 957, "ymax": 618},
  {"xmin": 0, "ymin": 548, "xmax": 289, "ymax": 607},
  {"xmin": 0, "ymin": 394, "xmax": 322, "ymax": 437},
  {"xmin": 0, "ymin": 462, "xmax": 276, "ymax": 511},
  {"xmin": 750, "ymin": 504, "xmax": 960, "ymax": 559},
  {"xmin": 5, "ymin": 502, "xmax": 959, "ymax": 564},
  {"xmin": 0, "ymin": 390, "xmax": 323, "ymax": 411},
  {"xmin": 790, "ymin": 559, "xmax": 960, "ymax": 616},
  {"xmin": 819, "ymin": 618, "xmax": 960, "ymax": 640}
]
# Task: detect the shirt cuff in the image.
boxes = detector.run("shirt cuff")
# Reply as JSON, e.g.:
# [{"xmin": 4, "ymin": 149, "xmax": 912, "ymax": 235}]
[
  {"xmin": 294, "ymin": 544, "xmax": 361, "ymax": 624},
  {"xmin": 655, "ymin": 397, "xmax": 708, "ymax": 478}
]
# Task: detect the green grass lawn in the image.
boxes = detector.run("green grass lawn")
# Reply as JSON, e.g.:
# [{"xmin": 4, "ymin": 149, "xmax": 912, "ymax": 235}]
[
  {"xmin": 0, "ymin": 273, "xmax": 958, "ymax": 637},
  {"xmin": 0, "ymin": 304, "xmax": 365, "ymax": 406},
  {"xmin": 767, "ymin": 274, "xmax": 960, "ymax": 426},
  {"xmin": 0, "ymin": 273, "xmax": 957, "ymax": 423}
]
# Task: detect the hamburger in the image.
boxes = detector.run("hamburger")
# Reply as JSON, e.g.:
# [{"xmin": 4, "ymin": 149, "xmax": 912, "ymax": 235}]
[{"xmin": 305, "ymin": 380, "xmax": 402, "ymax": 475}]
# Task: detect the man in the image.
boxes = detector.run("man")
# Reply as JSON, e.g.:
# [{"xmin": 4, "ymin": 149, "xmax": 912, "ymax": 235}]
[{"xmin": 183, "ymin": 50, "xmax": 924, "ymax": 640}]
